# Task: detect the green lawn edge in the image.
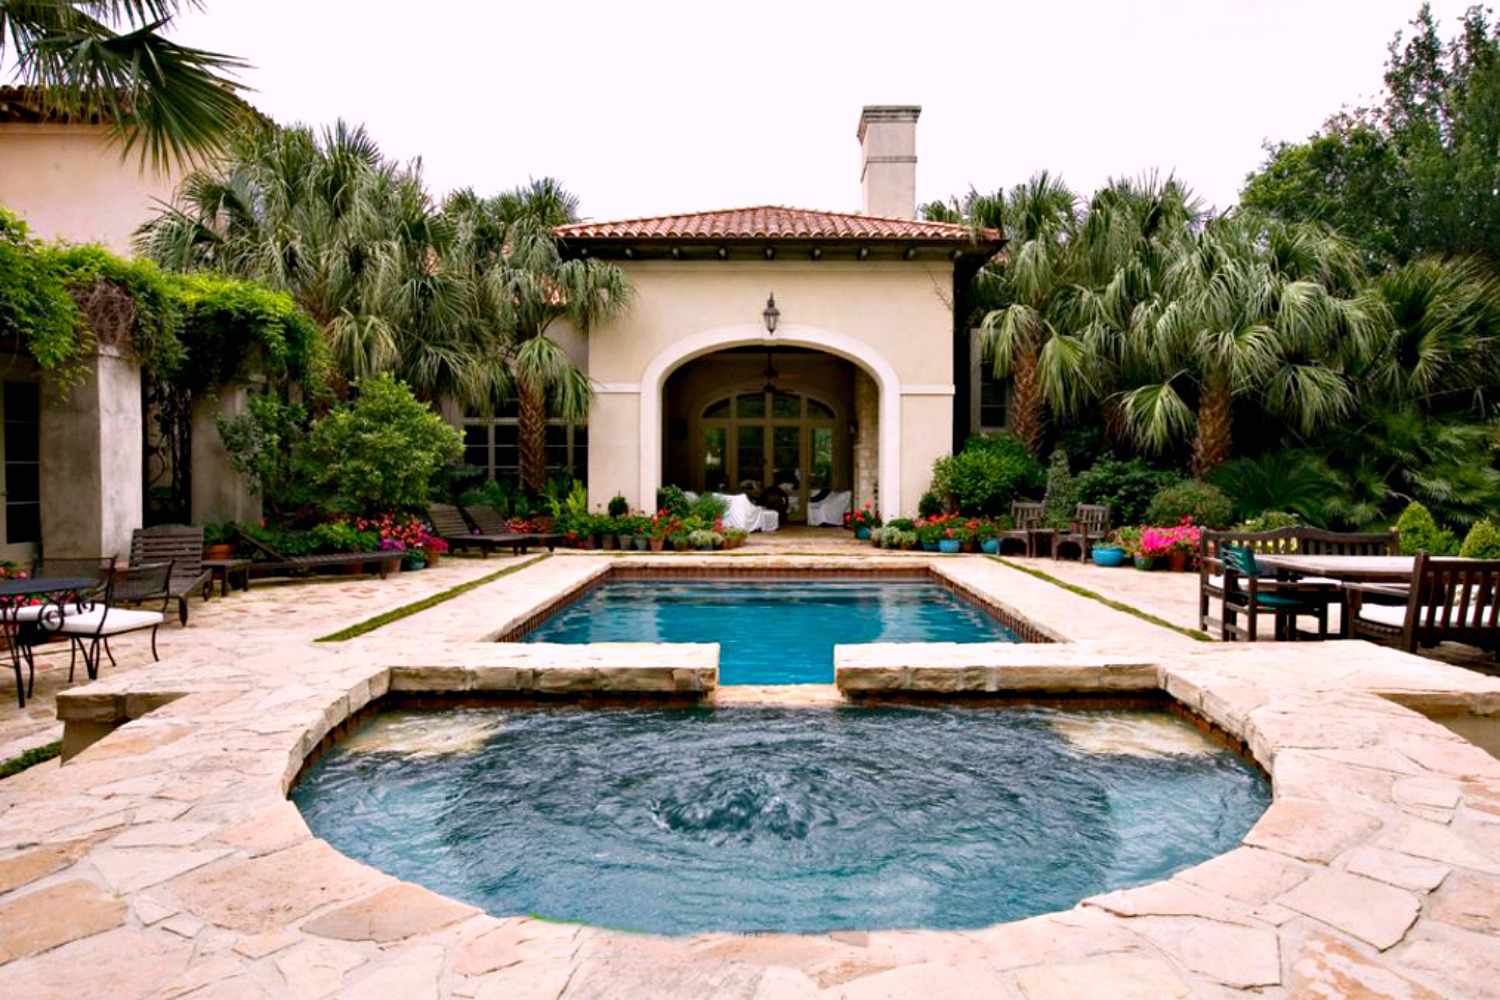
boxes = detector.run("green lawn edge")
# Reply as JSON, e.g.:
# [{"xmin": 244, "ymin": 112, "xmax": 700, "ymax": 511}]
[
  {"xmin": 987, "ymin": 555, "xmax": 1213, "ymax": 642},
  {"xmin": 0, "ymin": 740, "xmax": 62, "ymax": 780},
  {"xmin": 315, "ymin": 554, "xmax": 549, "ymax": 642}
]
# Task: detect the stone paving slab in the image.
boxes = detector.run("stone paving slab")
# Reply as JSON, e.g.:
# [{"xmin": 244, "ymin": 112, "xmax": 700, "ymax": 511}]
[{"xmin": 2, "ymin": 553, "xmax": 1500, "ymax": 997}]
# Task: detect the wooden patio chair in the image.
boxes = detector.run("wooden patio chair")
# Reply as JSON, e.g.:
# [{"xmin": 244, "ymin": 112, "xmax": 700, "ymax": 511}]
[
  {"xmin": 1218, "ymin": 544, "xmax": 1338, "ymax": 642},
  {"xmin": 425, "ymin": 503, "xmax": 508, "ymax": 557},
  {"xmin": 1199, "ymin": 527, "xmax": 1303, "ymax": 633},
  {"xmin": 998, "ymin": 501, "xmax": 1044, "ymax": 555},
  {"xmin": 130, "ymin": 525, "xmax": 213, "ymax": 626},
  {"xmin": 1346, "ymin": 553, "xmax": 1500, "ymax": 655},
  {"xmin": 463, "ymin": 505, "xmax": 561, "ymax": 554},
  {"xmin": 1056, "ymin": 504, "xmax": 1110, "ymax": 561},
  {"xmin": 1298, "ymin": 527, "xmax": 1399, "ymax": 557}
]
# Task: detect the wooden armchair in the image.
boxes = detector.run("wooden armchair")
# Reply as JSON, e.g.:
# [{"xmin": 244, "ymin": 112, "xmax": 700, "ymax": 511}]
[
  {"xmin": 997, "ymin": 501, "xmax": 1044, "ymax": 555},
  {"xmin": 1057, "ymin": 504, "xmax": 1110, "ymax": 561},
  {"xmin": 1299, "ymin": 528, "xmax": 1399, "ymax": 557},
  {"xmin": 1347, "ymin": 553, "xmax": 1500, "ymax": 654},
  {"xmin": 1218, "ymin": 544, "xmax": 1338, "ymax": 641}
]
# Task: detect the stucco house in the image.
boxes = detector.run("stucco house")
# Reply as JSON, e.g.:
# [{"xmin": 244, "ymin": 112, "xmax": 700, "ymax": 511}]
[{"xmin": 459, "ymin": 106, "xmax": 1005, "ymax": 521}]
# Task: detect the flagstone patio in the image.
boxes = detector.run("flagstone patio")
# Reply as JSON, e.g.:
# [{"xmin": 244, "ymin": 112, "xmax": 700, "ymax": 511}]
[{"xmin": 2, "ymin": 551, "xmax": 1499, "ymax": 998}]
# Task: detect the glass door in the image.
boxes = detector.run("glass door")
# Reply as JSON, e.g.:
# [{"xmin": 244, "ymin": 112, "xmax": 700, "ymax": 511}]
[{"xmin": 772, "ymin": 425, "xmax": 802, "ymax": 520}]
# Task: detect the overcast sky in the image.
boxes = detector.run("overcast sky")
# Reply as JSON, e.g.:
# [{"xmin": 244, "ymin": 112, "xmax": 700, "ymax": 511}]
[{"xmin": 169, "ymin": 0, "xmax": 1477, "ymax": 220}]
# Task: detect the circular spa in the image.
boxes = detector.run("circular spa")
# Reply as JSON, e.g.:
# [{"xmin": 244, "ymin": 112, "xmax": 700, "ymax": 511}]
[{"xmin": 291, "ymin": 705, "xmax": 1269, "ymax": 935}]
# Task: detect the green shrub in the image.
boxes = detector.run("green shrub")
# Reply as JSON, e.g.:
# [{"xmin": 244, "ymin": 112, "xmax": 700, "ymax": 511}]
[
  {"xmin": 303, "ymin": 373, "xmax": 463, "ymax": 513},
  {"xmin": 917, "ymin": 491, "xmax": 944, "ymax": 518},
  {"xmin": 1237, "ymin": 510, "xmax": 1301, "ymax": 532},
  {"xmin": 309, "ymin": 522, "xmax": 379, "ymax": 553},
  {"xmin": 1397, "ymin": 501, "xmax": 1459, "ymax": 555},
  {"xmin": 1460, "ymin": 518, "xmax": 1500, "ymax": 558},
  {"xmin": 657, "ymin": 485, "xmax": 690, "ymax": 517},
  {"xmin": 1144, "ymin": 481, "xmax": 1234, "ymax": 528},
  {"xmin": 607, "ymin": 494, "xmax": 629, "ymax": 517},
  {"xmin": 1042, "ymin": 449, "xmax": 1079, "ymax": 528},
  {"xmin": 929, "ymin": 433, "xmax": 1044, "ymax": 516},
  {"xmin": 1207, "ymin": 450, "xmax": 1339, "ymax": 524},
  {"xmin": 690, "ymin": 493, "xmax": 728, "ymax": 522},
  {"xmin": 1076, "ymin": 458, "xmax": 1180, "ymax": 527},
  {"xmin": 217, "ymin": 395, "xmax": 317, "ymax": 517}
]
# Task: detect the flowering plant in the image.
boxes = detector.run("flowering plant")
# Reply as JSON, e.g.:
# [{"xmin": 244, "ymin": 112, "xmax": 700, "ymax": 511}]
[
  {"xmin": 355, "ymin": 512, "xmax": 431, "ymax": 550},
  {"xmin": 844, "ymin": 503, "xmax": 881, "ymax": 532},
  {"xmin": 420, "ymin": 532, "xmax": 448, "ymax": 555},
  {"xmin": 1139, "ymin": 517, "xmax": 1201, "ymax": 557},
  {"xmin": 378, "ymin": 537, "xmax": 406, "ymax": 552},
  {"xmin": 508, "ymin": 517, "xmax": 548, "ymax": 534},
  {"xmin": 916, "ymin": 513, "xmax": 961, "ymax": 545},
  {"xmin": 650, "ymin": 510, "xmax": 681, "ymax": 540}
]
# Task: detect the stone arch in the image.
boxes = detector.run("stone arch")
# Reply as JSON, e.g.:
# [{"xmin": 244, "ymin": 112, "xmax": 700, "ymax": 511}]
[{"xmin": 639, "ymin": 324, "xmax": 902, "ymax": 514}]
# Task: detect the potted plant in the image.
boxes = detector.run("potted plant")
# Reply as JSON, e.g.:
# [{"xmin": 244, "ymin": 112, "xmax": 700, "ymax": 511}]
[
  {"xmin": 724, "ymin": 528, "xmax": 748, "ymax": 549},
  {"xmin": 202, "ymin": 521, "xmax": 239, "ymax": 560},
  {"xmin": 916, "ymin": 516, "xmax": 949, "ymax": 552},
  {"xmin": 670, "ymin": 531, "xmax": 692, "ymax": 552},
  {"xmin": 976, "ymin": 520, "xmax": 1000, "ymax": 555},
  {"xmin": 421, "ymin": 532, "xmax": 448, "ymax": 568},
  {"xmin": 939, "ymin": 521, "xmax": 966, "ymax": 554},
  {"xmin": 617, "ymin": 511, "xmax": 637, "ymax": 552},
  {"xmin": 1091, "ymin": 529, "xmax": 1128, "ymax": 567},
  {"xmin": 1135, "ymin": 526, "xmax": 1172, "ymax": 570},
  {"xmin": 688, "ymin": 529, "xmax": 721, "ymax": 551},
  {"xmin": 648, "ymin": 512, "xmax": 674, "ymax": 552},
  {"xmin": 845, "ymin": 503, "xmax": 881, "ymax": 541}
]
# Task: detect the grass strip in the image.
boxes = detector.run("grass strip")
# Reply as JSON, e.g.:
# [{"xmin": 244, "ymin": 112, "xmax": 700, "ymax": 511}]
[
  {"xmin": 0, "ymin": 740, "xmax": 62, "ymax": 779},
  {"xmin": 988, "ymin": 555, "xmax": 1213, "ymax": 642},
  {"xmin": 315, "ymin": 554, "xmax": 549, "ymax": 642}
]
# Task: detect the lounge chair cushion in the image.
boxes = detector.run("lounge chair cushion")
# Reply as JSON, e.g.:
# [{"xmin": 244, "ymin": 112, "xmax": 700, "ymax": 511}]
[
  {"xmin": 8, "ymin": 602, "xmax": 96, "ymax": 623},
  {"xmin": 58, "ymin": 608, "xmax": 165, "ymax": 636},
  {"xmin": 1358, "ymin": 603, "xmax": 1498, "ymax": 629}
]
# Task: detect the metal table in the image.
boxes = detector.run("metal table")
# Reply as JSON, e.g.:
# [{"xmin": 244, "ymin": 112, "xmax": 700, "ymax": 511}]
[{"xmin": 1, "ymin": 576, "xmax": 99, "ymax": 708}]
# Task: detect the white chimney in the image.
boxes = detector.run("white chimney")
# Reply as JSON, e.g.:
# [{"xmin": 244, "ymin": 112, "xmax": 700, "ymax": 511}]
[{"xmin": 856, "ymin": 105, "xmax": 920, "ymax": 219}]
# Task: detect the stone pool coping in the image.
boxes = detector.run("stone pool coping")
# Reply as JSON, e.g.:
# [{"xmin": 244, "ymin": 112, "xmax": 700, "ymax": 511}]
[{"xmin": 3, "ymin": 555, "xmax": 1500, "ymax": 996}]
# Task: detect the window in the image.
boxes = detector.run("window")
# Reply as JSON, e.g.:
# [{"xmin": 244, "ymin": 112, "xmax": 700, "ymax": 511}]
[
  {"xmin": 970, "ymin": 330, "xmax": 1008, "ymax": 433},
  {"xmin": 461, "ymin": 399, "xmax": 586, "ymax": 485},
  {"xmin": 4, "ymin": 382, "xmax": 40, "ymax": 544}
]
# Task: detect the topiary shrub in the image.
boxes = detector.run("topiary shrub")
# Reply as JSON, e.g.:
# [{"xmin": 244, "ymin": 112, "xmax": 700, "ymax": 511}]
[
  {"xmin": 1042, "ymin": 449, "xmax": 1079, "ymax": 528},
  {"xmin": 1143, "ymin": 480, "xmax": 1234, "ymax": 529},
  {"xmin": 607, "ymin": 494, "xmax": 629, "ymax": 517},
  {"xmin": 1076, "ymin": 458, "xmax": 1181, "ymax": 527},
  {"xmin": 929, "ymin": 433, "xmax": 1044, "ymax": 516},
  {"xmin": 917, "ymin": 491, "xmax": 945, "ymax": 518},
  {"xmin": 1459, "ymin": 518, "xmax": 1500, "ymax": 558},
  {"xmin": 1396, "ymin": 501, "xmax": 1459, "ymax": 555},
  {"xmin": 657, "ymin": 485, "xmax": 690, "ymax": 517}
]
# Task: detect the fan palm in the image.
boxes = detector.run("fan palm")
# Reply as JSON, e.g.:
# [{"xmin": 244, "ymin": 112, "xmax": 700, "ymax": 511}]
[
  {"xmin": 1, "ymin": 1, "xmax": 248, "ymax": 168},
  {"xmin": 447, "ymin": 189, "xmax": 631, "ymax": 491},
  {"xmin": 1118, "ymin": 214, "xmax": 1378, "ymax": 473}
]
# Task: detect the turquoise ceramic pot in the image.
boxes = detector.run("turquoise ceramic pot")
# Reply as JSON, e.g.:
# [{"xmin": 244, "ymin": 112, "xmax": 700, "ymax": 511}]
[
  {"xmin": 922, "ymin": 541, "xmax": 939, "ymax": 552},
  {"xmin": 981, "ymin": 538, "xmax": 1000, "ymax": 555},
  {"xmin": 1092, "ymin": 546, "xmax": 1127, "ymax": 567},
  {"xmin": 1133, "ymin": 555, "xmax": 1157, "ymax": 571},
  {"xmin": 855, "ymin": 527, "xmax": 871, "ymax": 540},
  {"xmin": 938, "ymin": 539, "xmax": 962, "ymax": 554}
]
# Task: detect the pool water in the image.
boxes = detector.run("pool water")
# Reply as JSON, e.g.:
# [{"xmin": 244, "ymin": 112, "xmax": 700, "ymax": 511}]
[
  {"xmin": 522, "ymin": 580, "xmax": 1019, "ymax": 684},
  {"xmin": 293, "ymin": 706, "xmax": 1270, "ymax": 935}
]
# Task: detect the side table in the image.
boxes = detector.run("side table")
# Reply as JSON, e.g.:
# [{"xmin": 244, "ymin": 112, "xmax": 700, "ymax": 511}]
[
  {"xmin": 203, "ymin": 558, "xmax": 253, "ymax": 598},
  {"xmin": 1026, "ymin": 527, "xmax": 1056, "ymax": 558}
]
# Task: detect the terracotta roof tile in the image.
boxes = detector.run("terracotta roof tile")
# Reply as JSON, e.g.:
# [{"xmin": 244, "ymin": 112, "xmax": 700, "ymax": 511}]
[{"xmin": 555, "ymin": 205, "xmax": 1000, "ymax": 244}]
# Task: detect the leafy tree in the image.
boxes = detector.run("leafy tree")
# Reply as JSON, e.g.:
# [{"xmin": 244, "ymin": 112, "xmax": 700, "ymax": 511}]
[
  {"xmin": 0, "ymin": 1, "xmax": 249, "ymax": 168},
  {"xmin": 1242, "ymin": 4, "xmax": 1500, "ymax": 265},
  {"xmin": 928, "ymin": 433, "xmax": 1044, "ymax": 516}
]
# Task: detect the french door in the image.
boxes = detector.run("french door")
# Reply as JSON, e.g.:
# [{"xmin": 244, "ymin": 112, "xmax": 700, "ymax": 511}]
[{"xmin": 700, "ymin": 389, "xmax": 836, "ymax": 523}]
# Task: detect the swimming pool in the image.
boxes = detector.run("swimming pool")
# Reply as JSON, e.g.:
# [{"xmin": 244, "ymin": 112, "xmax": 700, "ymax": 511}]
[
  {"xmin": 521, "ymin": 578, "xmax": 1019, "ymax": 684},
  {"xmin": 293, "ymin": 705, "xmax": 1270, "ymax": 935}
]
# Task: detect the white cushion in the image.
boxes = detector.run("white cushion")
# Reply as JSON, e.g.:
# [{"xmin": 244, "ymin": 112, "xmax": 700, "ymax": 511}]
[
  {"xmin": 1359, "ymin": 604, "xmax": 1496, "ymax": 629},
  {"xmin": 59, "ymin": 608, "xmax": 164, "ymax": 636},
  {"xmin": 807, "ymin": 490, "xmax": 852, "ymax": 527},
  {"xmin": 1209, "ymin": 574, "xmax": 1338, "ymax": 591},
  {"xmin": 8, "ymin": 603, "xmax": 87, "ymax": 623}
]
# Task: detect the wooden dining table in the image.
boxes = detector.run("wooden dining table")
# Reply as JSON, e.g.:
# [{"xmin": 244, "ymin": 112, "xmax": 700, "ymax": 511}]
[{"xmin": 1255, "ymin": 554, "xmax": 1424, "ymax": 584}]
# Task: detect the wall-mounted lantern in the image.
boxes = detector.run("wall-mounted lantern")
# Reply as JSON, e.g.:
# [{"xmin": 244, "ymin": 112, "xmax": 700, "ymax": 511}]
[{"xmin": 763, "ymin": 293, "xmax": 780, "ymax": 335}]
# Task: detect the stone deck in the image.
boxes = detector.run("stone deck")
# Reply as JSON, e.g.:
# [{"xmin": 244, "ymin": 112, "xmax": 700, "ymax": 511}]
[{"xmin": 2, "ymin": 552, "xmax": 1500, "ymax": 997}]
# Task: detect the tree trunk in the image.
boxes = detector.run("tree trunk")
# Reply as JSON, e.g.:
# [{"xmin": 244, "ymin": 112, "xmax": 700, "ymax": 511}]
[
  {"xmin": 1192, "ymin": 373, "xmax": 1233, "ymax": 476},
  {"xmin": 518, "ymin": 379, "xmax": 548, "ymax": 493},
  {"xmin": 1009, "ymin": 342, "xmax": 1045, "ymax": 457}
]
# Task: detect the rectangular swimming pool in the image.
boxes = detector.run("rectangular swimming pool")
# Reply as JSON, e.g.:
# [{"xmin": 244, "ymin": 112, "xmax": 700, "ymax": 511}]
[{"xmin": 522, "ymin": 578, "xmax": 1020, "ymax": 684}]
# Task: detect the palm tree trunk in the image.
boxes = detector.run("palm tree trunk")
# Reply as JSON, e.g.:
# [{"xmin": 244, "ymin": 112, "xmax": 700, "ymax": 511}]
[
  {"xmin": 1009, "ymin": 343, "xmax": 1045, "ymax": 456},
  {"xmin": 518, "ymin": 379, "xmax": 548, "ymax": 493},
  {"xmin": 1193, "ymin": 373, "xmax": 1233, "ymax": 475}
]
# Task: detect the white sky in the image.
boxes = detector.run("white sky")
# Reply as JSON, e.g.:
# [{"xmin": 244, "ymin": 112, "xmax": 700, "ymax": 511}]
[{"xmin": 167, "ymin": 0, "xmax": 1476, "ymax": 220}]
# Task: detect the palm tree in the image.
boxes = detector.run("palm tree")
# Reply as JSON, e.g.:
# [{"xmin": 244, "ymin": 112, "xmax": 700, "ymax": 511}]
[
  {"xmin": 446, "ymin": 187, "xmax": 631, "ymax": 491},
  {"xmin": 1, "ymin": 1, "xmax": 248, "ymax": 168},
  {"xmin": 1118, "ymin": 214, "xmax": 1378, "ymax": 473},
  {"xmin": 137, "ymin": 121, "xmax": 503, "ymax": 406},
  {"xmin": 975, "ymin": 173, "xmax": 1086, "ymax": 455}
]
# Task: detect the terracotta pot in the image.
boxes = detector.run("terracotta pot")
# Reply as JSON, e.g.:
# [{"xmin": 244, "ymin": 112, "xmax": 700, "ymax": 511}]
[
  {"xmin": 602, "ymin": 535, "xmax": 618, "ymax": 551},
  {"xmin": 204, "ymin": 543, "xmax": 234, "ymax": 561},
  {"xmin": 1169, "ymin": 549, "xmax": 1189, "ymax": 573},
  {"xmin": 649, "ymin": 537, "xmax": 665, "ymax": 552},
  {"xmin": 424, "ymin": 550, "xmax": 440, "ymax": 567}
]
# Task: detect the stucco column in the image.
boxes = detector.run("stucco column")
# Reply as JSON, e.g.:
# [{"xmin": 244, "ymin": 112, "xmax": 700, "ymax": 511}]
[
  {"xmin": 853, "ymin": 369, "xmax": 879, "ymax": 512},
  {"xmin": 191, "ymin": 385, "xmax": 262, "ymax": 525},
  {"xmin": 40, "ymin": 345, "xmax": 143, "ymax": 560}
]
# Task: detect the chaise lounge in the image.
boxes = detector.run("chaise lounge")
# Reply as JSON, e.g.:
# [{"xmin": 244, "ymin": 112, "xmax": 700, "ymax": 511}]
[
  {"xmin": 463, "ymin": 505, "xmax": 561, "ymax": 554},
  {"xmin": 129, "ymin": 525, "xmax": 214, "ymax": 625},
  {"xmin": 241, "ymin": 534, "xmax": 405, "ymax": 580}
]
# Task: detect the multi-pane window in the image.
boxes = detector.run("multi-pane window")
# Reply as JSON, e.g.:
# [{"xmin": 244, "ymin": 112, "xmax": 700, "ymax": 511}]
[
  {"xmin": 970, "ymin": 330, "xmax": 1008, "ymax": 433},
  {"xmin": 4, "ymin": 382, "xmax": 40, "ymax": 544},
  {"xmin": 462, "ymin": 401, "xmax": 586, "ymax": 485}
]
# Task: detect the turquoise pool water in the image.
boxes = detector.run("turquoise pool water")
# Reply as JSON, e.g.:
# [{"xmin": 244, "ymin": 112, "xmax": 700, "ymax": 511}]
[
  {"xmin": 292, "ymin": 706, "xmax": 1270, "ymax": 935},
  {"xmin": 522, "ymin": 579, "xmax": 1019, "ymax": 684}
]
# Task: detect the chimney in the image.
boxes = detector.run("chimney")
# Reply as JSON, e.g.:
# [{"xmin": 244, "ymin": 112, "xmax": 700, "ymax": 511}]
[{"xmin": 856, "ymin": 105, "xmax": 920, "ymax": 219}]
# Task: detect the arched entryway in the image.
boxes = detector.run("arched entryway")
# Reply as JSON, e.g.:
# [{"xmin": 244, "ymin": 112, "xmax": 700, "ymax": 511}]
[
  {"xmin": 638, "ymin": 324, "xmax": 903, "ymax": 518},
  {"xmin": 664, "ymin": 349, "xmax": 851, "ymax": 523}
]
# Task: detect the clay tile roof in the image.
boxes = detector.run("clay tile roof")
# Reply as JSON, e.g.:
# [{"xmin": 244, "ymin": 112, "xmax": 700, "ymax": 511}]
[{"xmin": 555, "ymin": 205, "xmax": 1000, "ymax": 244}]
